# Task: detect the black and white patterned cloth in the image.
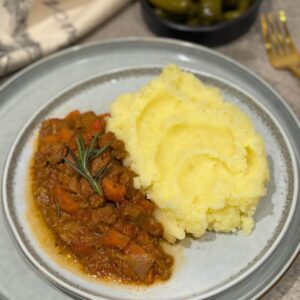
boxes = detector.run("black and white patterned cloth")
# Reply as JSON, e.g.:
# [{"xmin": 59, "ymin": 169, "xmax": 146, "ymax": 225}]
[{"xmin": 0, "ymin": 0, "xmax": 132, "ymax": 76}]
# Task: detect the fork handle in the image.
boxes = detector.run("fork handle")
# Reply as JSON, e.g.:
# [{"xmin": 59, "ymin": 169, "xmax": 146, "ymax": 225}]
[{"xmin": 288, "ymin": 67, "xmax": 300, "ymax": 79}]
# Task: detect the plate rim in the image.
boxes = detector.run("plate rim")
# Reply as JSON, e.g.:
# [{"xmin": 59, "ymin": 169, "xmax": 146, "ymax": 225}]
[
  {"xmin": 1, "ymin": 37, "xmax": 299, "ymax": 130},
  {"xmin": 0, "ymin": 37, "xmax": 299, "ymax": 300}
]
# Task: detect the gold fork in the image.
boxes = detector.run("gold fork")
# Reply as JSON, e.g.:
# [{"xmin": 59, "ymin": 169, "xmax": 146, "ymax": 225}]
[{"xmin": 261, "ymin": 10, "xmax": 300, "ymax": 78}]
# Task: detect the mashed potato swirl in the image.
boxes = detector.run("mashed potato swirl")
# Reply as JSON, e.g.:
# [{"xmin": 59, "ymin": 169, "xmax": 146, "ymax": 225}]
[{"xmin": 107, "ymin": 65, "xmax": 269, "ymax": 242}]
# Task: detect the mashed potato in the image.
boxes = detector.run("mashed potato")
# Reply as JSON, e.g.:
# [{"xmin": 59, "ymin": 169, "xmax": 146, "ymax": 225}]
[{"xmin": 107, "ymin": 65, "xmax": 269, "ymax": 242}]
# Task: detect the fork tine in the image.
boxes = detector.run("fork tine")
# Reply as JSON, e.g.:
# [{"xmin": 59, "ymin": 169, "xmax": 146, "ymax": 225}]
[
  {"xmin": 272, "ymin": 12, "xmax": 288, "ymax": 54},
  {"xmin": 267, "ymin": 13, "xmax": 283, "ymax": 55},
  {"xmin": 278, "ymin": 10, "xmax": 298, "ymax": 54},
  {"xmin": 260, "ymin": 14, "xmax": 273, "ymax": 56}
]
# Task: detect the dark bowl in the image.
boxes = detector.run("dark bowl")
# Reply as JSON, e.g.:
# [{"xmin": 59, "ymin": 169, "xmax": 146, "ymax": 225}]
[{"xmin": 141, "ymin": 0, "xmax": 263, "ymax": 46}]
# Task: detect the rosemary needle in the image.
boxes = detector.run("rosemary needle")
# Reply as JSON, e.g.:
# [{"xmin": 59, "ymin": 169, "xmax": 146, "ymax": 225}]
[{"xmin": 64, "ymin": 133, "xmax": 111, "ymax": 195}]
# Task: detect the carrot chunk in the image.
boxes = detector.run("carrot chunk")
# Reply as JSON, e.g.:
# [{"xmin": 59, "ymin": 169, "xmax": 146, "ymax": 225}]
[
  {"xmin": 90, "ymin": 119, "xmax": 105, "ymax": 132},
  {"xmin": 43, "ymin": 135, "xmax": 60, "ymax": 144},
  {"xmin": 54, "ymin": 187, "xmax": 80, "ymax": 214},
  {"xmin": 102, "ymin": 229, "xmax": 130, "ymax": 249},
  {"xmin": 98, "ymin": 113, "xmax": 111, "ymax": 118},
  {"xmin": 59, "ymin": 127, "xmax": 74, "ymax": 144},
  {"xmin": 124, "ymin": 243, "xmax": 146, "ymax": 255},
  {"xmin": 66, "ymin": 110, "xmax": 81, "ymax": 121},
  {"xmin": 139, "ymin": 199, "xmax": 155, "ymax": 213},
  {"xmin": 102, "ymin": 178, "xmax": 126, "ymax": 202}
]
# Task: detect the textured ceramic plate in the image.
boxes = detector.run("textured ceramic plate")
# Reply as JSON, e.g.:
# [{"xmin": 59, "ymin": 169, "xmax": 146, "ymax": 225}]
[{"xmin": 1, "ymin": 38, "xmax": 299, "ymax": 300}]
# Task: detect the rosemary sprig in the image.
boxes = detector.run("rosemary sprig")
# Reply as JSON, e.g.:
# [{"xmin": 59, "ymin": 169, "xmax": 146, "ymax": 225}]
[{"xmin": 64, "ymin": 133, "xmax": 111, "ymax": 195}]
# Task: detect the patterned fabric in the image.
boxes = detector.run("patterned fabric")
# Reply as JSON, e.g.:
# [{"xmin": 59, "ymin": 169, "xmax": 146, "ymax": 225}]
[{"xmin": 0, "ymin": 0, "xmax": 132, "ymax": 76}]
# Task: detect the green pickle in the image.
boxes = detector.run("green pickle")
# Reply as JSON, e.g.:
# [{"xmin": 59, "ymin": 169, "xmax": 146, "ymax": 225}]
[
  {"xmin": 223, "ymin": 0, "xmax": 239, "ymax": 8},
  {"xmin": 222, "ymin": 10, "xmax": 242, "ymax": 21},
  {"xmin": 154, "ymin": 8, "xmax": 168, "ymax": 19},
  {"xmin": 237, "ymin": 0, "xmax": 252, "ymax": 12},
  {"xmin": 149, "ymin": 0, "xmax": 192, "ymax": 14},
  {"xmin": 199, "ymin": 0, "xmax": 222, "ymax": 24},
  {"xmin": 148, "ymin": 0, "xmax": 254, "ymax": 26}
]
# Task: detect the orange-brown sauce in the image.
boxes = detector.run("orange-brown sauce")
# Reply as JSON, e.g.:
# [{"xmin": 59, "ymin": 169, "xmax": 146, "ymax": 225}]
[{"xmin": 28, "ymin": 111, "xmax": 174, "ymax": 285}]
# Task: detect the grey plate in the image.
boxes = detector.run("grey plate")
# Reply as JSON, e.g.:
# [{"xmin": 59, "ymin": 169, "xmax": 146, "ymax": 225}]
[{"xmin": 0, "ymin": 38, "xmax": 299, "ymax": 300}]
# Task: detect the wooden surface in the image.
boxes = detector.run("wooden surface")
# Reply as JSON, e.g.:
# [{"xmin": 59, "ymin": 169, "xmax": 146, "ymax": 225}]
[{"xmin": 1, "ymin": 0, "xmax": 299, "ymax": 299}]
